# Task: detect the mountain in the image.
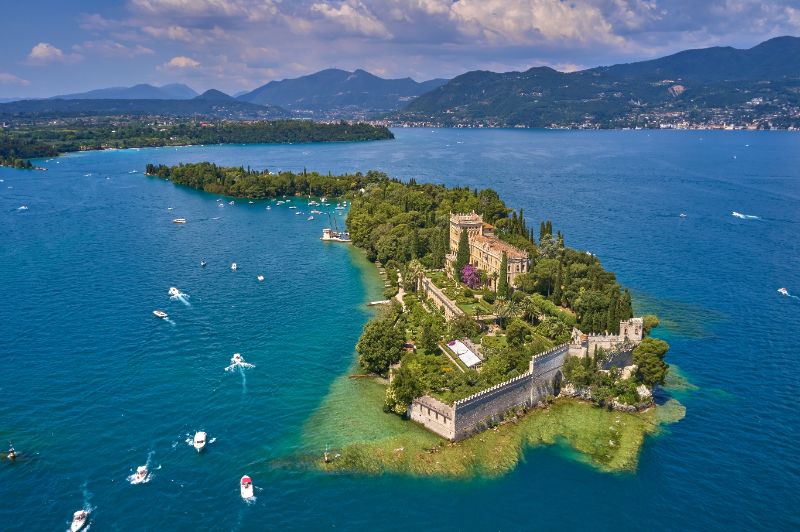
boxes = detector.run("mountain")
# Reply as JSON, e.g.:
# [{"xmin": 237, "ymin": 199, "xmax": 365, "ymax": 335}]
[
  {"xmin": 396, "ymin": 36, "xmax": 800, "ymax": 129},
  {"xmin": 238, "ymin": 69, "xmax": 448, "ymax": 118},
  {"xmin": 0, "ymin": 98, "xmax": 289, "ymax": 120},
  {"xmin": 194, "ymin": 89, "xmax": 234, "ymax": 101},
  {"xmin": 52, "ymin": 83, "xmax": 198, "ymax": 100}
]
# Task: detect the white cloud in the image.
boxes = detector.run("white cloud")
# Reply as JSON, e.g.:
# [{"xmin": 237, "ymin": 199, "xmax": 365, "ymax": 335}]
[
  {"xmin": 131, "ymin": 0, "xmax": 278, "ymax": 22},
  {"xmin": 74, "ymin": 40, "xmax": 154, "ymax": 58},
  {"xmin": 0, "ymin": 72, "xmax": 30, "ymax": 86},
  {"xmin": 311, "ymin": 1, "xmax": 392, "ymax": 38},
  {"xmin": 26, "ymin": 42, "xmax": 82, "ymax": 65},
  {"xmin": 163, "ymin": 55, "xmax": 201, "ymax": 69}
]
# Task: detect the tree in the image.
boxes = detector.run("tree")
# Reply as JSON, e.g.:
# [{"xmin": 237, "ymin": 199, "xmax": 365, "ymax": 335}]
[
  {"xmin": 617, "ymin": 289, "xmax": 633, "ymax": 322},
  {"xmin": 385, "ymin": 364, "xmax": 423, "ymax": 415},
  {"xmin": 497, "ymin": 251, "xmax": 509, "ymax": 299},
  {"xmin": 461, "ymin": 264, "xmax": 481, "ymax": 289},
  {"xmin": 419, "ymin": 315, "xmax": 442, "ymax": 354},
  {"xmin": 643, "ymin": 315, "xmax": 660, "ymax": 335},
  {"xmin": 454, "ymin": 228, "xmax": 470, "ymax": 278},
  {"xmin": 506, "ymin": 319, "xmax": 529, "ymax": 347},
  {"xmin": 356, "ymin": 313, "xmax": 405, "ymax": 376},
  {"xmin": 449, "ymin": 314, "xmax": 481, "ymax": 339},
  {"xmin": 633, "ymin": 337, "xmax": 670, "ymax": 386}
]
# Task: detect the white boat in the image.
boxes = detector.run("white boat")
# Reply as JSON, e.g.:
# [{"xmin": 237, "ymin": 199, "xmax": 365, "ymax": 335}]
[
  {"xmin": 18, "ymin": 205, "xmax": 28, "ymax": 211},
  {"xmin": 193, "ymin": 431, "xmax": 207, "ymax": 452},
  {"xmin": 231, "ymin": 262, "xmax": 238, "ymax": 271},
  {"xmin": 200, "ymin": 260, "xmax": 207, "ymax": 267},
  {"xmin": 168, "ymin": 287, "xmax": 180, "ymax": 297},
  {"xmin": 172, "ymin": 218, "xmax": 187, "ymax": 224},
  {"xmin": 257, "ymin": 275, "xmax": 265, "ymax": 282},
  {"xmin": 778, "ymin": 288, "xmax": 789, "ymax": 296},
  {"xmin": 248, "ymin": 201, "xmax": 254, "ymax": 204},
  {"xmin": 295, "ymin": 211, "xmax": 302, "ymax": 215},
  {"xmin": 228, "ymin": 201, "xmax": 235, "ymax": 206},
  {"xmin": 153, "ymin": 310, "xmax": 168, "ymax": 319},
  {"xmin": 71, "ymin": 510, "xmax": 88, "ymax": 532},
  {"xmin": 240, "ymin": 475, "xmax": 254, "ymax": 499},
  {"xmin": 231, "ymin": 353, "xmax": 244, "ymax": 364},
  {"xmin": 289, "ymin": 205, "xmax": 297, "ymax": 209},
  {"xmin": 266, "ymin": 206, "xmax": 271, "ymax": 210},
  {"xmin": 679, "ymin": 213, "xmax": 687, "ymax": 218},
  {"xmin": 133, "ymin": 465, "xmax": 148, "ymax": 483},
  {"xmin": 307, "ymin": 216, "xmax": 314, "ymax": 220},
  {"xmin": 321, "ymin": 228, "xmax": 352, "ymax": 243},
  {"xmin": 311, "ymin": 210, "xmax": 322, "ymax": 214}
]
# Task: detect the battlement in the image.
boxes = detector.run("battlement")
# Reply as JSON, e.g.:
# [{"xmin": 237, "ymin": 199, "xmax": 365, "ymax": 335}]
[{"xmin": 454, "ymin": 371, "xmax": 532, "ymax": 407}]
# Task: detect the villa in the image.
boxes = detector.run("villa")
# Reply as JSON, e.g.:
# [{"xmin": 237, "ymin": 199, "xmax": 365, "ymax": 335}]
[{"xmin": 444, "ymin": 212, "xmax": 529, "ymax": 290}]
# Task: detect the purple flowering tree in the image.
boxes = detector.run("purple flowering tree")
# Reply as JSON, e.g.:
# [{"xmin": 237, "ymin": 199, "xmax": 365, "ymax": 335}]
[{"xmin": 461, "ymin": 264, "xmax": 481, "ymax": 289}]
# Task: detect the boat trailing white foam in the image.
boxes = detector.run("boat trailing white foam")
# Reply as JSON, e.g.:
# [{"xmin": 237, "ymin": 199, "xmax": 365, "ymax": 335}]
[
  {"xmin": 71, "ymin": 509, "xmax": 89, "ymax": 531},
  {"xmin": 168, "ymin": 287, "xmax": 191, "ymax": 306},
  {"xmin": 193, "ymin": 431, "xmax": 207, "ymax": 452},
  {"xmin": 226, "ymin": 352, "xmax": 255, "ymax": 371},
  {"xmin": 732, "ymin": 211, "xmax": 759, "ymax": 220},
  {"xmin": 240, "ymin": 475, "xmax": 255, "ymax": 501}
]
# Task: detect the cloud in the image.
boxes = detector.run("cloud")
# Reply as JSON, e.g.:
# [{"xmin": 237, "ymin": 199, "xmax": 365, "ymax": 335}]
[
  {"xmin": 130, "ymin": 0, "xmax": 278, "ymax": 22},
  {"xmin": 162, "ymin": 55, "xmax": 201, "ymax": 69},
  {"xmin": 311, "ymin": 1, "xmax": 392, "ymax": 38},
  {"xmin": 0, "ymin": 72, "xmax": 30, "ymax": 86},
  {"xmin": 26, "ymin": 42, "xmax": 82, "ymax": 65},
  {"xmin": 74, "ymin": 40, "xmax": 154, "ymax": 58}
]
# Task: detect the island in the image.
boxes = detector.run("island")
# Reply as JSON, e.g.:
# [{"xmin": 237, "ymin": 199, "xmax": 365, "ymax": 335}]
[
  {"xmin": 145, "ymin": 161, "xmax": 686, "ymax": 475},
  {"xmin": 0, "ymin": 118, "xmax": 394, "ymax": 169}
]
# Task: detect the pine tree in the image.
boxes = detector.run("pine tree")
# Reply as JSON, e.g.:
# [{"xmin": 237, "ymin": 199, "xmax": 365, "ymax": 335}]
[
  {"xmin": 497, "ymin": 251, "xmax": 509, "ymax": 299},
  {"xmin": 454, "ymin": 228, "xmax": 470, "ymax": 280}
]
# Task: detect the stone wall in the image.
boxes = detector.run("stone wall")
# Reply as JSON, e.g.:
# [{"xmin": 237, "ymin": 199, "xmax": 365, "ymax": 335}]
[
  {"xmin": 410, "ymin": 395, "xmax": 456, "ymax": 440},
  {"xmin": 410, "ymin": 344, "xmax": 569, "ymax": 441},
  {"xmin": 418, "ymin": 275, "xmax": 463, "ymax": 320}
]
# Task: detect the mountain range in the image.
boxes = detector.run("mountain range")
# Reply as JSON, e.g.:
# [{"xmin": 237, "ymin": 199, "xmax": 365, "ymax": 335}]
[
  {"xmin": 396, "ymin": 36, "xmax": 800, "ymax": 128},
  {"xmin": 52, "ymin": 83, "xmax": 198, "ymax": 100},
  {"xmin": 3, "ymin": 37, "xmax": 800, "ymax": 127},
  {"xmin": 237, "ymin": 68, "xmax": 447, "ymax": 118}
]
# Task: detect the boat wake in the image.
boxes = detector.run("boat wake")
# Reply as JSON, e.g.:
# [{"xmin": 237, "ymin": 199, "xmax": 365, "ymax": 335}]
[
  {"xmin": 226, "ymin": 357, "xmax": 255, "ymax": 393},
  {"xmin": 778, "ymin": 288, "xmax": 799, "ymax": 300},
  {"xmin": 169, "ymin": 289, "xmax": 191, "ymax": 307},
  {"xmin": 732, "ymin": 211, "xmax": 760, "ymax": 220}
]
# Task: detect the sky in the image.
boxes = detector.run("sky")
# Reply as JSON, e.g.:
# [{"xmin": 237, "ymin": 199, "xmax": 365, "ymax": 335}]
[{"xmin": 1, "ymin": 0, "xmax": 799, "ymax": 98}]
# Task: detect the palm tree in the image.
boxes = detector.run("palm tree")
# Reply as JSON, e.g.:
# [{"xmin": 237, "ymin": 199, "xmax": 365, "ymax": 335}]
[
  {"xmin": 493, "ymin": 300, "xmax": 521, "ymax": 329},
  {"xmin": 521, "ymin": 297, "xmax": 543, "ymax": 325}
]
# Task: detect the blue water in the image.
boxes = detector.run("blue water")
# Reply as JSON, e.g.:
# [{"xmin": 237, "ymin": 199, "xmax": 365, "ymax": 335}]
[{"xmin": 1, "ymin": 129, "xmax": 799, "ymax": 530}]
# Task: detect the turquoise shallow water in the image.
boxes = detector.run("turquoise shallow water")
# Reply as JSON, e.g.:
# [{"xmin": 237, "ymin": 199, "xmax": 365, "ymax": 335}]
[{"xmin": 1, "ymin": 129, "xmax": 799, "ymax": 530}]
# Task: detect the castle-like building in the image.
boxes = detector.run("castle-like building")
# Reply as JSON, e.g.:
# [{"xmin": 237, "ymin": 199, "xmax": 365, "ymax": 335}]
[
  {"xmin": 568, "ymin": 317, "xmax": 644, "ymax": 358},
  {"xmin": 445, "ymin": 212, "xmax": 529, "ymax": 290}
]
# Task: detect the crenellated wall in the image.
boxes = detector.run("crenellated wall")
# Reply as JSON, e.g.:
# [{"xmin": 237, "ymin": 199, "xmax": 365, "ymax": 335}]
[{"xmin": 410, "ymin": 345, "xmax": 569, "ymax": 441}]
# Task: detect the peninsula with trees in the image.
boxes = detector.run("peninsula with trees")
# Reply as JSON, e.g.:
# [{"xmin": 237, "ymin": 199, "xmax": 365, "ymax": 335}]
[
  {"xmin": 145, "ymin": 161, "xmax": 684, "ymax": 474},
  {"xmin": 0, "ymin": 118, "xmax": 393, "ymax": 169}
]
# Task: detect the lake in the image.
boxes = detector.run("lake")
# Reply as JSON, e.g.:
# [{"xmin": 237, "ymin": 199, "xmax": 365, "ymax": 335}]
[{"xmin": 1, "ymin": 128, "xmax": 799, "ymax": 530}]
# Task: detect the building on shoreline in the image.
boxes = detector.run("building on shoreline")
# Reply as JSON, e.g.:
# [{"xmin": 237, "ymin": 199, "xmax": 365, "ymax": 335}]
[
  {"xmin": 444, "ymin": 212, "xmax": 529, "ymax": 290},
  {"xmin": 568, "ymin": 318, "xmax": 644, "ymax": 358}
]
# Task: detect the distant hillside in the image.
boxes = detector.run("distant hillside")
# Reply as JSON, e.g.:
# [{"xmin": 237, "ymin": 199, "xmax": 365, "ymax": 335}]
[
  {"xmin": 0, "ymin": 98, "xmax": 289, "ymax": 120},
  {"xmin": 194, "ymin": 89, "xmax": 234, "ymax": 101},
  {"xmin": 238, "ymin": 68, "xmax": 448, "ymax": 118},
  {"xmin": 53, "ymin": 83, "xmax": 198, "ymax": 100},
  {"xmin": 396, "ymin": 36, "xmax": 800, "ymax": 129}
]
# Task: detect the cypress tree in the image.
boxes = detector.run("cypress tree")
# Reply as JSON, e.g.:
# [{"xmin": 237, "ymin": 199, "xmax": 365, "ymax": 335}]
[
  {"xmin": 455, "ymin": 229, "xmax": 470, "ymax": 281},
  {"xmin": 617, "ymin": 289, "xmax": 633, "ymax": 322},
  {"xmin": 497, "ymin": 251, "xmax": 509, "ymax": 299},
  {"xmin": 553, "ymin": 261, "xmax": 563, "ymax": 304},
  {"xmin": 539, "ymin": 221, "xmax": 546, "ymax": 241},
  {"xmin": 546, "ymin": 220, "xmax": 553, "ymax": 236}
]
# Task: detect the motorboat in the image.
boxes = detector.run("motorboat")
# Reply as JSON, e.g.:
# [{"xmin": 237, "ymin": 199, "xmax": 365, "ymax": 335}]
[
  {"xmin": 310, "ymin": 210, "xmax": 322, "ymax": 214},
  {"xmin": 134, "ymin": 465, "xmax": 148, "ymax": 483},
  {"xmin": 71, "ymin": 510, "xmax": 88, "ymax": 532},
  {"xmin": 295, "ymin": 211, "xmax": 302, "ymax": 215},
  {"xmin": 7, "ymin": 445, "xmax": 16, "ymax": 461},
  {"xmin": 266, "ymin": 206, "xmax": 271, "ymax": 210},
  {"xmin": 153, "ymin": 310, "xmax": 168, "ymax": 319},
  {"xmin": 231, "ymin": 262, "xmax": 238, "ymax": 271},
  {"xmin": 172, "ymin": 218, "xmax": 187, "ymax": 224},
  {"xmin": 307, "ymin": 216, "xmax": 314, "ymax": 220},
  {"xmin": 321, "ymin": 228, "xmax": 352, "ymax": 243},
  {"xmin": 248, "ymin": 200, "xmax": 254, "ymax": 204},
  {"xmin": 778, "ymin": 288, "xmax": 789, "ymax": 296},
  {"xmin": 231, "ymin": 353, "xmax": 243, "ymax": 365},
  {"xmin": 193, "ymin": 431, "xmax": 207, "ymax": 452},
  {"xmin": 228, "ymin": 201, "xmax": 235, "ymax": 206},
  {"xmin": 17, "ymin": 205, "xmax": 28, "ymax": 211},
  {"xmin": 168, "ymin": 287, "xmax": 180, "ymax": 297},
  {"xmin": 200, "ymin": 260, "xmax": 207, "ymax": 267},
  {"xmin": 289, "ymin": 205, "xmax": 297, "ymax": 209},
  {"xmin": 679, "ymin": 213, "xmax": 687, "ymax": 218},
  {"xmin": 240, "ymin": 475, "xmax": 254, "ymax": 499},
  {"xmin": 257, "ymin": 275, "xmax": 265, "ymax": 282}
]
